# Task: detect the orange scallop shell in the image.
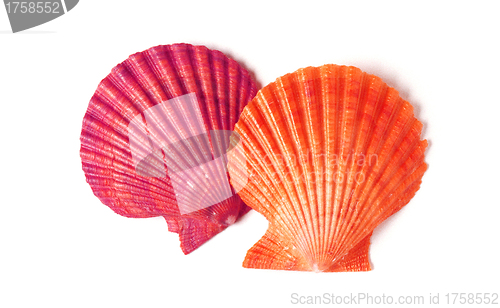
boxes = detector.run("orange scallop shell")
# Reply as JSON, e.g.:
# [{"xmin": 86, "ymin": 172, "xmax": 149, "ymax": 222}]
[{"xmin": 228, "ymin": 65, "xmax": 427, "ymax": 271}]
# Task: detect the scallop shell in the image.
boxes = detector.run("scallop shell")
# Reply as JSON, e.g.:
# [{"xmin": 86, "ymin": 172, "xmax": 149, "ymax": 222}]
[
  {"xmin": 228, "ymin": 65, "xmax": 427, "ymax": 271},
  {"xmin": 80, "ymin": 43, "xmax": 258, "ymax": 254}
]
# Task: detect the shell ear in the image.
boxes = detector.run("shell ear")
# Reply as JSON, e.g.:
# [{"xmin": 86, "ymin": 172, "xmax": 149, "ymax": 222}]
[
  {"xmin": 327, "ymin": 233, "xmax": 372, "ymax": 272},
  {"xmin": 243, "ymin": 226, "xmax": 372, "ymax": 272},
  {"xmin": 243, "ymin": 224, "xmax": 307, "ymax": 271},
  {"xmin": 175, "ymin": 217, "xmax": 227, "ymax": 255}
]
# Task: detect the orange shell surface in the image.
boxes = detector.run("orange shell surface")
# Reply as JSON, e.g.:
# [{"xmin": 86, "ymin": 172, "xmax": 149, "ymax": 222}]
[{"xmin": 228, "ymin": 65, "xmax": 427, "ymax": 272}]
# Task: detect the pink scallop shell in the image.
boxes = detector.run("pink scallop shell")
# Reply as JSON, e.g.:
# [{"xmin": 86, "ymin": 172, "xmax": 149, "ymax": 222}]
[{"xmin": 80, "ymin": 43, "xmax": 258, "ymax": 254}]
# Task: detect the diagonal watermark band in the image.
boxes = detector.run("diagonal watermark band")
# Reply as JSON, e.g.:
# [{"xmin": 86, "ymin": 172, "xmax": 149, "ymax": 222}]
[{"xmin": 127, "ymin": 93, "xmax": 247, "ymax": 215}]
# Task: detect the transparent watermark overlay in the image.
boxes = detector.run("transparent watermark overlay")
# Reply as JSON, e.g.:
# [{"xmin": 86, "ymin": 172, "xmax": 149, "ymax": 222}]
[
  {"xmin": 253, "ymin": 150, "xmax": 379, "ymax": 170},
  {"xmin": 240, "ymin": 150, "xmax": 379, "ymax": 187},
  {"xmin": 3, "ymin": 0, "xmax": 79, "ymax": 33},
  {"xmin": 128, "ymin": 93, "xmax": 247, "ymax": 215},
  {"xmin": 290, "ymin": 292, "xmax": 499, "ymax": 305},
  {"xmin": 128, "ymin": 93, "xmax": 382, "ymax": 215}
]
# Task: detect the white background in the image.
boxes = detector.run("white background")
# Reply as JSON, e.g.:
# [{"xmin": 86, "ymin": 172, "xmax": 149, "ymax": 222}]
[{"xmin": 1, "ymin": 1, "xmax": 499, "ymax": 307}]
